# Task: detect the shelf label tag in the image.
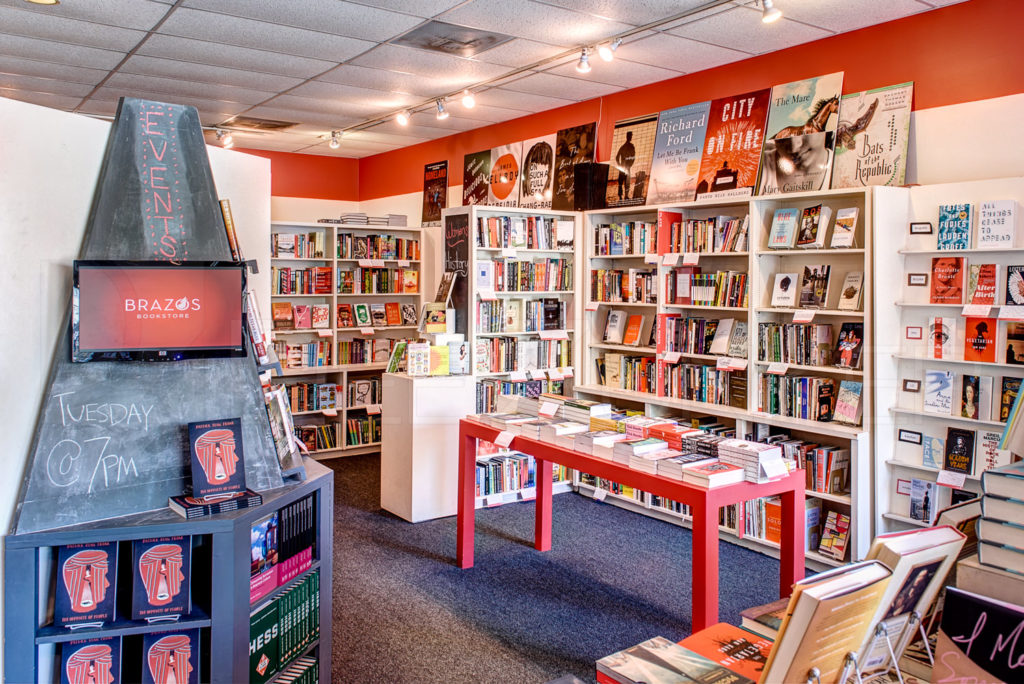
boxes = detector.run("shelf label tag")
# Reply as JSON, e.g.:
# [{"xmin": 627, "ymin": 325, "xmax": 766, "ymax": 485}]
[
  {"xmin": 962, "ymin": 303, "xmax": 991, "ymax": 317},
  {"xmin": 663, "ymin": 351, "xmax": 682, "ymax": 364},
  {"xmin": 494, "ymin": 430, "xmax": 516, "ymax": 448},
  {"xmin": 365, "ymin": 404, "xmax": 382, "ymax": 415},
  {"xmin": 729, "ymin": 358, "xmax": 748, "ymax": 370},
  {"xmin": 321, "ymin": 408, "xmax": 338, "ymax": 417},
  {"xmin": 585, "ymin": 301, "xmax": 599, "ymax": 312},
  {"xmin": 547, "ymin": 368, "xmax": 564, "ymax": 381},
  {"xmin": 370, "ymin": 259, "xmax": 386, "ymax": 268},
  {"xmin": 539, "ymin": 401, "xmax": 559, "ymax": 418},
  {"xmin": 509, "ymin": 370, "xmax": 529, "ymax": 382},
  {"xmin": 539, "ymin": 329, "xmax": 569, "ymax": 340},
  {"xmin": 793, "ymin": 310, "xmax": 815, "ymax": 323},
  {"xmin": 485, "ymin": 494, "xmax": 502, "ymax": 507},
  {"xmin": 760, "ymin": 458, "xmax": 788, "ymax": 479},
  {"xmin": 644, "ymin": 253, "xmax": 660, "ymax": 265},
  {"xmin": 767, "ymin": 362, "xmax": 789, "ymax": 375},
  {"xmin": 716, "ymin": 357, "xmax": 733, "ymax": 370},
  {"xmin": 532, "ymin": 369, "xmax": 549, "ymax": 380},
  {"xmin": 501, "ymin": 248, "xmax": 518, "ymax": 258},
  {"xmin": 479, "ymin": 287, "xmax": 497, "ymax": 301},
  {"xmin": 357, "ymin": 259, "xmax": 373, "ymax": 267},
  {"xmin": 398, "ymin": 259, "xmax": 411, "ymax": 268},
  {"xmin": 663, "ymin": 253, "xmax": 680, "ymax": 266},
  {"xmin": 937, "ymin": 469, "xmax": 967, "ymax": 488},
  {"xmin": 999, "ymin": 305, "xmax": 1024, "ymax": 320},
  {"xmin": 360, "ymin": 327, "xmax": 375, "ymax": 335},
  {"xmin": 560, "ymin": 366, "xmax": 574, "ymax": 377},
  {"xmin": 520, "ymin": 487, "xmax": 536, "ymax": 499},
  {"xmin": 593, "ymin": 488, "xmax": 608, "ymax": 502},
  {"xmin": 683, "ymin": 252, "xmax": 700, "ymax": 266},
  {"xmin": 317, "ymin": 329, "xmax": 333, "ymax": 338}
]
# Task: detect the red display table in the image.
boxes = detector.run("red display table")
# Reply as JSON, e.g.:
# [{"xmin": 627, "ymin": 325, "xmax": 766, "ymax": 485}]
[{"xmin": 456, "ymin": 417, "xmax": 806, "ymax": 631}]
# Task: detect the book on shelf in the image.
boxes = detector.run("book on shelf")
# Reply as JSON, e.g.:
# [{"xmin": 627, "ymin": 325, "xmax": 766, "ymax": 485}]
[
  {"xmin": 603, "ymin": 309, "xmax": 628, "ymax": 344},
  {"xmin": 131, "ymin": 536, "xmax": 192, "ymax": 621},
  {"xmin": 767, "ymin": 207, "xmax": 799, "ymax": 249},
  {"xmin": 760, "ymin": 560, "xmax": 892, "ymax": 684},
  {"xmin": 55, "ymin": 541, "xmax": 118, "ymax": 628},
  {"xmin": 61, "ymin": 636, "xmax": 121, "ymax": 684},
  {"xmin": 924, "ymin": 369, "xmax": 954, "ymax": 414},
  {"xmin": 597, "ymin": 635, "xmax": 756, "ymax": 684},
  {"xmin": 999, "ymin": 376, "xmax": 1021, "ymax": 421},
  {"xmin": 503, "ymin": 299, "xmax": 525, "ymax": 333},
  {"xmin": 251, "ymin": 511, "xmax": 280, "ymax": 602},
  {"xmin": 369, "ymin": 304, "xmax": 388, "ymax": 327},
  {"xmin": 708, "ymin": 318, "xmax": 734, "ymax": 356},
  {"xmin": 728, "ymin": 321, "xmax": 748, "ymax": 358},
  {"xmin": 798, "ymin": 264, "xmax": 831, "ymax": 308},
  {"xmin": 621, "ymin": 314, "xmax": 649, "ymax": 346},
  {"xmin": 909, "ymin": 478, "xmax": 943, "ymax": 524},
  {"xmin": 796, "ymin": 204, "xmax": 832, "ymax": 249},
  {"xmin": 311, "ymin": 303, "xmax": 330, "ymax": 329},
  {"xmin": 142, "ymin": 629, "xmax": 200, "ymax": 684},
  {"xmin": 264, "ymin": 386, "xmax": 304, "ymax": 476},
  {"xmin": 770, "ymin": 272, "xmax": 799, "ymax": 307},
  {"xmin": 354, "ymin": 304, "xmax": 371, "ymax": 327},
  {"xmin": 830, "ymin": 207, "xmax": 859, "ymax": 248},
  {"xmin": 835, "ymin": 321, "xmax": 864, "ymax": 369},
  {"xmin": 836, "ymin": 271, "xmax": 864, "ymax": 311},
  {"xmin": 965, "ymin": 263, "xmax": 997, "ymax": 305},
  {"xmin": 169, "ymin": 489, "xmax": 264, "ymax": 519},
  {"xmin": 1007, "ymin": 321, "xmax": 1024, "ymax": 365},
  {"xmin": 936, "ymin": 587, "xmax": 1024, "ymax": 681},
  {"xmin": 818, "ymin": 509, "xmax": 851, "ymax": 560},
  {"xmin": 336, "ymin": 304, "xmax": 355, "ymax": 328},
  {"xmin": 960, "ymin": 374, "xmax": 992, "ymax": 420},
  {"xmin": 943, "ymin": 427, "xmax": 976, "ymax": 475},
  {"xmin": 963, "ymin": 316, "xmax": 996, "ymax": 363},
  {"xmin": 937, "ymin": 203, "xmax": 974, "ymax": 250},
  {"xmin": 976, "ymin": 199, "xmax": 1018, "ymax": 249},
  {"xmin": 292, "ymin": 304, "xmax": 311, "ymax": 329},
  {"xmin": 928, "ymin": 316, "xmax": 956, "ymax": 359},
  {"xmin": 832, "ymin": 379, "xmax": 863, "ymax": 425},
  {"xmin": 930, "ymin": 256, "xmax": 964, "ymax": 304},
  {"xmin": 250, "ymin": 599, "xmax": 279, "ymax": 684},
  {"xmin": 272, "ymin": 301, "xmax": 295, "ymax": 330}
]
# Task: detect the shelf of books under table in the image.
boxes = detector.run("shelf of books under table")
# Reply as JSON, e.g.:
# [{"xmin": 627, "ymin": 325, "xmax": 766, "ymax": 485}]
[
  {"xmin": 3, "ymin": 458, "xmax": 333, "ymax": 684},
  {"xmin": 873, "ymin": 177, "xmax": 1024, "ymax": 535}
]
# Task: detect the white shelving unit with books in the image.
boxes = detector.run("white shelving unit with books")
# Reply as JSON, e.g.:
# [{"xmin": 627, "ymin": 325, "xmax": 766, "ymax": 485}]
[
  {"xmin": 269, "ymin": 219, "xmax": 424, "ymax": 459},
  {"xmin": 875, "ymin": 176, "xmax": 1024, "ymax": 533}
]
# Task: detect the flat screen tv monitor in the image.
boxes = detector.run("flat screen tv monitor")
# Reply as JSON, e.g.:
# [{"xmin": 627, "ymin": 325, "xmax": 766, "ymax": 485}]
[{"xmin": 72, "ymin": 260, "xmax": 247, "ymax": 362}]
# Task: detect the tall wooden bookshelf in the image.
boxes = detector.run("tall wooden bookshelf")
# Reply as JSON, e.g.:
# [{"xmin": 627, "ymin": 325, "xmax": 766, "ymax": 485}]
[
  {"xmin": 269, "ymin": 220, "xmax": 423, "ymax": 458},
  {"xmin": 573, "ymin": 187, "xmax": 903, "ymax": 567},
  {"xmin": 875, "ymin": 177, "xmax": 1024, "ymax": 532}
]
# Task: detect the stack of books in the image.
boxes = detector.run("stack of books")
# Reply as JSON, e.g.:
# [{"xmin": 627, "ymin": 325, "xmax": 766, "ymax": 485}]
[
  {"xmin": 629, "ymin": 448, "xmax": 683, "ymax": 474},
  {"xmin": 977, "ymin": 461, "xmax": 1024, "ymax": 576},
  {"xmin": 717, "ymin": 438, "xmax": 791, "ymax": 483},
  {"xmin": 539, "ymin": 393, "xmax": 613, "ymax": 423},
  {"xmin": 657, "ymin": 452, "xmax": 717, "ymax": 480},
  {"xmin": 681, "ymin": 460, "xmax": 746, "ymax": 487},
  {"xmin": 648, "ymin": 423, "xmax": 704, "ymax": 451},
  {"xmin": 341, "ymin": 212, "xmax": 368, "ymax": 224},
  {"xmin": 538, "ymin": 420, "xmax": 589, "ymax": 448},
  {"xmin": 574, "ymin": 430, "xmax": 630, "ymax": 459},
  {"xmin": 619, "ymin": 415, "xmax": 675, "ymax": 439},
  {"xmin": 611, "ymin": 438, "xmax": 668, "ymax": 466}
]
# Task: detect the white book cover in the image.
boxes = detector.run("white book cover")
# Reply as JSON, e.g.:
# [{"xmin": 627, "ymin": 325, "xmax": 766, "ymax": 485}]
[
  {"xmin": 728, "ymin": 321, "xmax": 749, "ymax": 358},
  {"xmin": 771, "ymin": 272, "xmax": 800, "ymax": 307},
  {"xmin": 830, "ymin": 207, "xmax": 859, "ymax": 247},
  {"xmin": 928, "ymin": 317, "xmax": 957, "ymax": 360},
  {"xmin": 709, "ymin": 318, "xmax": 735, "ymax": 356},
  {"xmin": 978, "ymin": 375, "xmax": 994, "ymax": 422},
  {"xmin": 475, "ymin": 261, "xmax": 494, "ymax": 290},
  {"xmin": 977, "ymin": 200, "xmax": 1018, "ymax": 249},
  {"xmin": 604, "ymin": 309, "xmax": 628, "ymax": 344},
  {"xmin": 837, "ymin": 271, "xmax": 864, "ymax": 311},
  {"xmin": 923, "ymin": 369, "xmax": 954, "ymax": 415}
]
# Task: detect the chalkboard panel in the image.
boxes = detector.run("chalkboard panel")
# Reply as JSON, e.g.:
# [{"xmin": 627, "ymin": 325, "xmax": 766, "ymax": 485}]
[
  {"xmin": 13, "ymin": 98, "xmax": 284, "ymax": 535},
  {"xmin": 443, "ymin": 211, "xmax": 470, "ymax": 338}
]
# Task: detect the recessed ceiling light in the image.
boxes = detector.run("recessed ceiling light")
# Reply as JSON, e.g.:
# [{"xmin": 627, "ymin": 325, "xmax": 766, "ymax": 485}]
[
  {"xmin": 216, "ymin": 130, "xmax": 234, "ymax": 149},
  {"xmin": 762, "ymin": 0, "xmax": 782, "ymax": 23}
]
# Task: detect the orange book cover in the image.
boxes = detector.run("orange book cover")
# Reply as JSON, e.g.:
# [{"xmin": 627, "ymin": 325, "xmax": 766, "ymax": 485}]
[
  {"xmin": 765, "ymin": 497, "xmax": 782, "ymax": 544},
  {"xmin": 679, "ymin": 622, "xmax": 773, "ymax": 681},
  {"xmin": 384, "ymin": 302, "xmax": 402, "ymax": 326},
  {"xmin": 963, "ymin": 316, "xmax": 996, "ymax": 363},
  {"xmin": 622, "ymin": 314, "xmax": 644, "ymax": 345}
]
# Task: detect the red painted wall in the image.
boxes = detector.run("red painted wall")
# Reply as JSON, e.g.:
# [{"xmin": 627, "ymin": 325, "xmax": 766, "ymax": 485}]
[{"xmin": 236, "ymin": 148, "xmax": 359, "ymax": 201}]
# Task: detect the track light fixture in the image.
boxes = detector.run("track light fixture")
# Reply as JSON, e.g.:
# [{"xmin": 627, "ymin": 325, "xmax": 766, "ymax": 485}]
[
  {"xmin": 461, "ymin": 90, "xmax": 476, "ymax": 109},
  {"xmin": 396, "ymin": 110, "xmax": 410, "ymax": 126},
  {"xmin": 328, "ymin": 130, "xmax": 341, "ymax": 149},
  {"xmin": 598, "ymin": 38, "xmax": 621, "ymax": 62},
  {"xmin": 761, "ymin": 0, "xmax": 782, "ymax": 23},
  {"xmin": 216, "ymin": 130, "xmax": 233, "ymax": 149},
  {"xmin": 575, "ymin": 48, "xmax": 592, "ymax": 74},
  {"xmin": 435, "ymin": 99, "xmax": 449, "ymax": 120}
]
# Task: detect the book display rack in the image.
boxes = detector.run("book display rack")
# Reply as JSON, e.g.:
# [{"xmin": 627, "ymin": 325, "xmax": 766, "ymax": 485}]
[
  {"xmin": 270, "ymin": 220, "xmax": 423, "ymax": 459},
  {"xmin": 875, "ymin": 177, "xmax": 1024, "ymax": 532}
]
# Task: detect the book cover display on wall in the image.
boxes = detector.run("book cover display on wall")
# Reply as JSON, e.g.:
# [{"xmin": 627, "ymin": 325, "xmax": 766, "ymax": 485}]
[
  {"xmin": 552, "ymin": 122, "xmax": 596, "ymax": 211},
  {"xmin": 488, "ymin": 142, "xmax": 522, "ymax": 207},
  {"xmin": 647, "ymin": 101, "xmax": 711, "ymax": 205},
  {"xmin": 831, "ymin": 82, "xmax": 914, "ymax": 188},
  {"xmin": 605, "ymin": 113, "xmax": 659, "ymax": 208},
  {"xmin": 757, "ymin": 72, "xmax": 844, "ymax": 195},
  {"xmin": 462, "ymin": 149, "xmax": 490, "ymax": 205},
  {"xmin": 694, "ymin": 88, "xmax": 770, "ymax": 200},
  {"xmin": 519, "ymin": 134, "xmax": 556, "ymax": 209},
  {"xmin": 421, "ymin": 160, "xmax": 447, "ymax": 225}
]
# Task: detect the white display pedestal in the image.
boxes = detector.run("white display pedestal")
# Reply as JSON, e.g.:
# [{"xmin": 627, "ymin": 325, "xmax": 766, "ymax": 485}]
[{"xmin": 380, "ymin": 372, "xmax": 476, "ymax": 522}]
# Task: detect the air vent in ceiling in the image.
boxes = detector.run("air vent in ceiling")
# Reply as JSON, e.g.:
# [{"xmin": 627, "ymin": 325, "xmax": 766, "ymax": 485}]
[
  {"xmin": 391, "ymin": 21, "xmax": 513, "ymax": 58},
  {"xmin": 219, "ymin": 116, "xmax": 298, "ymax": 131}
]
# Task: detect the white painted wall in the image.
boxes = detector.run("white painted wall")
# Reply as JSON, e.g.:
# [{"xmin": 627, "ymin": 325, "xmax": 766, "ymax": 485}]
[{"xmin": 0, "ymin": 96, "xmax": 270, "ymax": 671}]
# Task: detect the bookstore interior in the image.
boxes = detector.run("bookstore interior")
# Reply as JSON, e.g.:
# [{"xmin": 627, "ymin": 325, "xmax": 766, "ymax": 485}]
[{"xmin": 3, "ymin": 0, "xmax": 1024, "ymax": 682}]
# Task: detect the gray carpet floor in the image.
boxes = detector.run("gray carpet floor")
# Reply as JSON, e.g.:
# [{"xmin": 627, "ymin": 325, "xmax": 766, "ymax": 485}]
[{"xmin": 328, "ymin": 454, "xmax": 793, "ymax": 683}]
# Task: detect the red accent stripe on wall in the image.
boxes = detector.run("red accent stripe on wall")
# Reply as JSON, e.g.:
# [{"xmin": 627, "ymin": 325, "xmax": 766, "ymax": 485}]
[{"xmin": 235, "ymin": 148, "xmax": 359, "ymax": 201}]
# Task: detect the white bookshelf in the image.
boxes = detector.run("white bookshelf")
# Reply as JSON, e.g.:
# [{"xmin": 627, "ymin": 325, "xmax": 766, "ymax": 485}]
[
  {"xmin": 269, "ymin": 220, "xmax": 424, "ymax": 459},
  {"xmin": 875, "ymin": 177, "xmax": 1024, "ymax": 533}
]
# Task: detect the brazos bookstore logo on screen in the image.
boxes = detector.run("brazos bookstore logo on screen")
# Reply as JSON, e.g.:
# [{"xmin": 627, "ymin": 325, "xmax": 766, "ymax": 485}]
[{"xmin": 124, "ymin": 295, "xmax": 203, "ymax": 319}]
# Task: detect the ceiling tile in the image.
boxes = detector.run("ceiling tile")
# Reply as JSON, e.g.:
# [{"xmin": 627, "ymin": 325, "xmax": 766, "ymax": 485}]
[
  {"xmin": 0, "ymin": 6, "xmax": 146, "ymax": 51},
  {"xmin": 544, "ymin": 57, "xmax": 682, "ymax": 88},
  {"xmin": 442, "ymin": 103, "xmax": 531, "ymax": 123},
  {"xmin": 0, "ymin": 0, "xmax": 171, "ymax": 30},
  {"xmin": 0, "ymin": 56, "xmax": 107, "ymax": 85},
  {"xmin": 0, "ymin": 33, "xmax": 125, "ymax": 70},
  {"xmin": 342, "ymin": 129, "xmax": 431, "ymax": 146},
  {"xmin": 370, "ymin": 117, "xmax": 466, "ymax": 140},
  {"xmin": 137, "ymin": 35, "xmax": 336, "ymax": 79},
  {"xmin": 669, "ymin": 6, "xmax": 832, "ymax": 55},
  {"xmin": 257, "ymin": 94, "xmax": 386, "ymax": 119},
  {"xmin": 88, "ymin": 87, "xmax": 250, "ymax": 118},
  {"xmin": 74, "ymin": 98, "xmax": 120, "ymax": 117},
  {"xmin": 180, "ymin": 0, "xmax": 424, "ymax": 42},
  {"xmin": 316, "ymin": 64, "xmax": 449, "ymax": 97},
  {"xmin": 473, "ymin": 38, "xmax": 568, "ymax": 68},
  {"xmin": 500, "ymin": 71, "xmax": 623, "ymax": 100},
  {"xmin": 120, "ymin": 55, "xmax": 304, "ymax": 92},
  {"xmin": 533, "ymin": 0, "xmax": 719, "ymax": 26},
  {"xmin": 476, "ymin": 87, "xmax": 577, "ymax": 112},
  {"xmin": 0, "ymin": 73, "xmax": 94, "ymax": 97},
  {"xmin": 438, "ymin": 0, "xmax": 631, "ymax": 46},
  {"xmin": 0, "ymin": 88, "xmax": 85, "ymax": 112},
  {"xmin": 771, "ymin": 0, "xmax": 933, "ymax": 33},
  {"xmin": 243, "ymin": 105, "xmax": 361, "ymax": 129},
  {"xmin": 289, "ymin": 81, "xmax": 421, "ymax": 109},
  {"xmin": 345, "ymin": 0, "xmax": 466, "ymax": 17},
  {"xmin": 623, "ymin": 32, "xmax": 750, "ymax": 73},
  {"xmin": 156, "ymin": 8, "xmax": 375, "ymax": 62},
  {"xmin": 103, "ymin": 72, "xmax": 274, "ymax": 105},
  {"xmin": 350, "ymin": 44, "xmax": 509, "ymax": 88}
]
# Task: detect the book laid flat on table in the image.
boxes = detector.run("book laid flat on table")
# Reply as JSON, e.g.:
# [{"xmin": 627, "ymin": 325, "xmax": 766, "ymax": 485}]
[
  {"xmin": 678, "ymin": 622, "xmax": 773, "ymax": 681},
  {"xmin": 597, "ymin": 635, "xmax": 755, "ymax": 684},
  {"xmin": 169, "ymin": 489, "xmax": 263, "ymax": 519},
  {"xmin": 740, "ymin": 596, "xmax": 789, "ymax": 640}
]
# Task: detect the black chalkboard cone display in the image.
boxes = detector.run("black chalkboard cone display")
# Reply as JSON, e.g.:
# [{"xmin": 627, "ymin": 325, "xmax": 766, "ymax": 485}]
[{"xmin": 13, "ymin": 98, "xmax": 285, "ymax": 535}]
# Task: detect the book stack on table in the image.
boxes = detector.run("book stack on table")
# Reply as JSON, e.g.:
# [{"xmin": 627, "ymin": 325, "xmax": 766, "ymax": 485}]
[
  {"xmin": 717, "ymin": 438, "xmax": 796, "ymax": 483},
  {"xmin": 977, "ymin": 461, "xmax": 1024, "ymax": 576}
]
